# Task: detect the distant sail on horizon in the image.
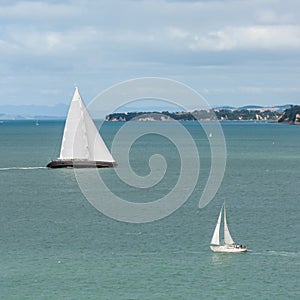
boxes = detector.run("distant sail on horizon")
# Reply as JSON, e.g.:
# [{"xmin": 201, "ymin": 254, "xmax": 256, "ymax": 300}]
[{"xmin": 47, "ymin": 87, "xmax": 116, "ymax": 168}]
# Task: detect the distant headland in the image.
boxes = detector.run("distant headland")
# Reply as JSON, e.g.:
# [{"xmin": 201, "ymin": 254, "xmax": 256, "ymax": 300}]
[
  {"xmin": 276, "ymin": 105, "xmax": 300, "ymax": 124},
  {"xmin": 106, "ymin": 105, "xmax": 300, "ymax": 124}
]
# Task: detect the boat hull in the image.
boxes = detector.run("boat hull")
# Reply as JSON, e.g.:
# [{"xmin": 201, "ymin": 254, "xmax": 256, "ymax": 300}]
[
  {"xmin": 47, "ymin": 160, "xmax": 116, "ymax": 168},
  {"xmin": 210, "ymin": 245, "xmax": 247, "ymax": 253}
]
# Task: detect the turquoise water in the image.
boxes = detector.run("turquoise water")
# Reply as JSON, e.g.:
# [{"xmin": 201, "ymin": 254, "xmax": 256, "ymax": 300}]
[{"xmin": 0, "ymin": 120, "xmax": 299, "ymax": 299}]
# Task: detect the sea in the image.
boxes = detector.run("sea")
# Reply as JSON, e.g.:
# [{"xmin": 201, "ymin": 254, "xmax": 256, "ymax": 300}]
[{"xmin": 0, "ymin": 120, "xmax": 299, "ymax": 299}]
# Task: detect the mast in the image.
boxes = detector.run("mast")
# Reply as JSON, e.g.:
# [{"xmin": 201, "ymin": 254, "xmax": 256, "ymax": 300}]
[
  {"xmin": 223, "ymin": 202, "xmax": 235, "ymax": 245},
  {"xmin": 59, "ymin": 87, "xmax": 88, "ymax": 159},
  {"xmin": 210, "ymin": 204, "xmax": 223, "ymax": 245},
  {"xmin": 59, "ymin": 87, "xmax": 115, "ymax": 163}
]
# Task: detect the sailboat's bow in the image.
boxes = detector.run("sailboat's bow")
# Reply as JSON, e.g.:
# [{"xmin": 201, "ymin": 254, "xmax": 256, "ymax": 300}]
[{"xmin": 47, "ymin": 87, "xmax": 116, "ymax": 169}]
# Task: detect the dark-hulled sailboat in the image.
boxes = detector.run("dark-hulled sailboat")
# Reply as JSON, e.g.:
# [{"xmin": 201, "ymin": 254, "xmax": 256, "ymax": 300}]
[{"xmin": 47, "ymin": 87, "xmax": 116, "ymax": 168}]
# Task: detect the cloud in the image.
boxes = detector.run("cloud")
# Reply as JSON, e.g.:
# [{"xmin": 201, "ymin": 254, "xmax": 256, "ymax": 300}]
[
  {"xmin": 8, "ymin": 27, "xmax": 99, "ymax": 55},
  {"xmin": 2, "ymin": 1, "xmax": 300, "ymax": 58},
  {"xmin": 167, "ymin": 25, "xmax": 300, "ymax": 51},
  {"xmin": 0, "ymin": 0, "xmax": 300, "ymax": 106},
  {"xmin": 145, "ymin": 24, "xmax": 300, "ymax": 50}
]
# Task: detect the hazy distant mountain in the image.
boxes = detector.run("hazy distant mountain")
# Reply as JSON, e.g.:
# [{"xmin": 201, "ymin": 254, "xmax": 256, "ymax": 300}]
[
  {"xmin": 238, "ymin": 105, "xmax": 264, "ymax": 110},
  {"xmin": 0, "ymin": 104, "xmax": 69, "ymax": 119},
  {"xmin": 271, "ymin": 104, "xmax": 294, "ymax": 112},
  {"xmin": 214, "ymin": 104, "xmax": 294, "ymax": 112},
  {"xmin": 239, "ymin": 104, "xmax": 294, "ymax": 112},
  {"xmin": 213, "ymin": 106, "xmax": 236, "ymax": 110}
]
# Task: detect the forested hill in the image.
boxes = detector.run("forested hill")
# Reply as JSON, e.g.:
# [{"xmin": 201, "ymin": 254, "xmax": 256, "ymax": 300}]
[
  {"xmin": 277, "ymin": 105, "xmax": 300, "ymax": 124},
  {"xmin": 105, "ymin": 106, "xmax": 300, "ymax": 124},
  {"xmin": 105, "ymin": 109, "xmax": 282, "ymax": 122}
]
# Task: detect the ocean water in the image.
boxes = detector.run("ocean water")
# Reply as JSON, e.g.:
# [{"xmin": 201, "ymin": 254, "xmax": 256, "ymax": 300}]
[{"xmin": 0, "ymin": 120, "xmax": 299, "ymax": 299}]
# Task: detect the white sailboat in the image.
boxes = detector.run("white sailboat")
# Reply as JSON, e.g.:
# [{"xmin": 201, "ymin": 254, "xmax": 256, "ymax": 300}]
[
  {"xmin": 47, "ymin": 87, "xmax": 116, "ymax": 168},
  {"xmin": 210, "ymin": 202, "xmax": 247, "ymax": 253}
]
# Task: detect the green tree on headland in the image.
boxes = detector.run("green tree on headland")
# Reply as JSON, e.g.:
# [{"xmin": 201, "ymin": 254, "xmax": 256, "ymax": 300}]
[
  {"xmin": 106, "ymin": 109, "xmax": 281, "ymax": 122},
  {"xmin": 105, "ymin": 106, "xmax": 300, "ymax": 124},
  {"xmin": 277, "ymin": 105, "xmax": 300, "ymax": 124}
]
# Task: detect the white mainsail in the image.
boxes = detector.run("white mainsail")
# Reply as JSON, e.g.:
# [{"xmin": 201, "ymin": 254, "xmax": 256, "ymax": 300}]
[
  {"xmin": 210, "ymin": 202, "xmax": 247, "ymax": 253},
  {"xmin": 210, "ymin": 205, "xmax": 223, "ymax": 245},
  {"xmin": 59, "ymin": 87, "xmax": 115, "ymax": 163},
  {"xmin": 223, "ymin": 203, "xmax": 235, "ymax": 245}
]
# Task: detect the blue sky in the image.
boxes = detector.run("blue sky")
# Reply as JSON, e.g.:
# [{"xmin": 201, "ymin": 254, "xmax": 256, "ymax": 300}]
[{"xmin": 0, "ymin": 0, "xmax": 300, "ymax": 110}]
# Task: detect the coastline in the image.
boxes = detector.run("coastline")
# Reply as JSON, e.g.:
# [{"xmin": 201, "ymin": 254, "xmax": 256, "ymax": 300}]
[{"xmin": 105, "ymin": 106, "xmax": 300, "ymax": 124}]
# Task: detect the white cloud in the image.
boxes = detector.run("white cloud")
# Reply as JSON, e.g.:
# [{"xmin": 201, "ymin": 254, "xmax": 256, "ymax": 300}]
[
  {"xmin": 166, "ymin": 27, "xmax": 190, "ymax": 39},
  {"xmin": 6, "ymin": 26, "xmax": 99, "ymax": 55},
  {"xmin": 0, "ymin": 0, "xmax": 300, "ymax": 106},
  {"xmin": 189, "ymin": 25, "xmax": 300, "ymax": 51}
]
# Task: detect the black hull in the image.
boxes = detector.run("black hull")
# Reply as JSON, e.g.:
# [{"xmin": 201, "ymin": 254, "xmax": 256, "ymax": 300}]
[{"xmin": 47, "ymin": 160, "xmax": 116, "ymax": 169}]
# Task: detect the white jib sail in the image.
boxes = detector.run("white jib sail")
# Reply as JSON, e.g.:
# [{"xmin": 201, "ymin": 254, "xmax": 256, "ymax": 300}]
[
  {"xmin": 59, "ymin": 87, "xmax": 115, "ymax": 163},
  {"xmin": 210, "ymin": 205, "xmax": 223, "ymax": 245},
  {"xmin": 223, "ymin": 203, "xmax": 235, "ymax": 245},
  {"xmin": 84, "ymin": 102, "xmax": 115, "ymax": 162}
]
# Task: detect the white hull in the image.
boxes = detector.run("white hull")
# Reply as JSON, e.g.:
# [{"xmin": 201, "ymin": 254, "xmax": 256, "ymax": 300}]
[
  {"xmin": 210, "ymin": 245, "xmax": 247, "ymax": 253},
  {"xmin": 210, "ymin": 203, "xmax": 247, "ymax": 253}
]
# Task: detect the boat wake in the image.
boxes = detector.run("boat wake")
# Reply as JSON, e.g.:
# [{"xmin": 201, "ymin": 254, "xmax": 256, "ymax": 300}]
[
  {"xmin": 250, "ymin": 250, "xmax": 299, "ymax": 257},
  {"xmin": 125, "ymin": 232, "xmax": 142, "ymax": 236},
  {"xmin": 0, "ymin": 166, "xmax": 47, "ymax": 171}
]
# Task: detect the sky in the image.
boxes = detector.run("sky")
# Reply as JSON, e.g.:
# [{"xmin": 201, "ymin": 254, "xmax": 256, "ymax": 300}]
[{"xmin": 0, "ymin": 0, "xmax": 300, "ymax": 111}]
